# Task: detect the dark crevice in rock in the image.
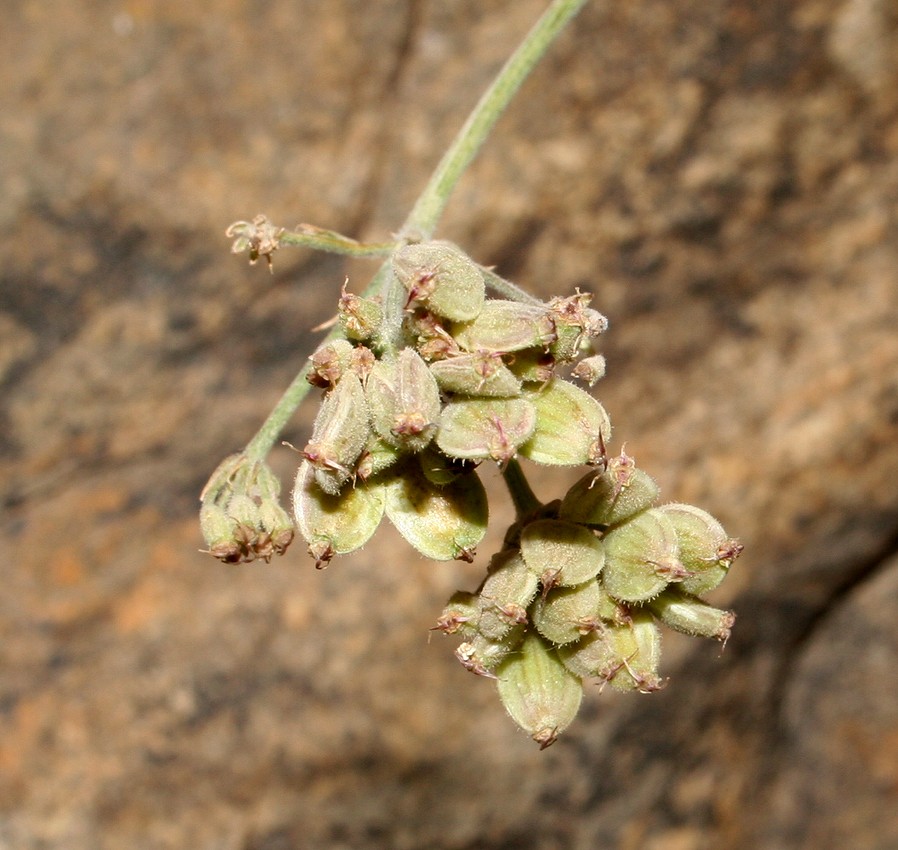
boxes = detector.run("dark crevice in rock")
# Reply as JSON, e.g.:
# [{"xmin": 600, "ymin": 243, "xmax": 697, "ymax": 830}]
[{"xmin": 770, "ymin": 519, "xmax": 898, "ymax": 704}]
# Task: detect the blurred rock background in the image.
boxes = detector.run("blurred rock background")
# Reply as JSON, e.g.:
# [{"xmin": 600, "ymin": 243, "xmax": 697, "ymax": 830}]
[{"xmin": 2, "ymin": 0, "xmax": 897, "ymax": 847}]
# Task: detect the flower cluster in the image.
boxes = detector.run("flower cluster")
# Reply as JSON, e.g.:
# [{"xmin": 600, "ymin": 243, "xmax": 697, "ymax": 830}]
[
  {"xmin": 292, "ymin": 240, "xmax": 611, "ymax": 568},
  {"xmin": 436, "ymin": 449, "xmax": 741, "ymax": 748},
  {"xmin": 202, "ymin": 237, "xmax": 741, "ymax": 747},
  {"xmin": 201, "ymin": 0, "xmax": 742, "ymax": 750},
  {"xmin": 199, "ymin": 453, "xmax": 294, "ymax": 563}
]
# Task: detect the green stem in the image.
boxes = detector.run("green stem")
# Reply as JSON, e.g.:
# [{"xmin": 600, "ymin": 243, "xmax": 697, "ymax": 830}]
[
  {"xmin": 240, "ymin": 0, "xmax": 588, "ymax": 462},
  {"xmin": 401, "ymin": 0, "xmax": 589, "ymax": 240},
  {"xmin": 480, "ymin": 266, "xmax": 543, "ymax": 305},
  {"xmin": 244, "ymin": 367, "xmax": 316, "ymax": 462},
  {"xmin": 280, "ymin": 225, "xmax": 396, "ymax": 257},
  {"xmin": 502, "ymin": 458, "xmax": 542, "ymax": 518}
]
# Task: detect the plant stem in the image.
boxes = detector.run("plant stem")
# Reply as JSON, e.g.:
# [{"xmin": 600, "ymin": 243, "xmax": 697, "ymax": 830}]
[
  {"xmin": 480, "ymin": 266, "xmax": 543, "ymax": 305},
  {"xmin": 502, "ymin": 458, "xmax": 542, "ymax": 518},
  {"xmin": 401, "ymin": 0, "xmax": 589, "ymax": 240},
  {"xmin": 239, "ymin": 0, "xmax": 588, "ymax": 462},
  {"xmin": 244, "ymin": 368, "xmax": 315, "ymax": 462},
  {"xmin": 280, "ymin": 226, "xmax": 396, "ymax": 257}
]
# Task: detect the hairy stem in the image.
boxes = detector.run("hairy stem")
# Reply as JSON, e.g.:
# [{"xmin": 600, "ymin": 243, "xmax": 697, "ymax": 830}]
[
  {"xmin": 481, "ymin": 266, "xmax": 543, "ymax": 305},
  {"xmin": 280, "ymin": 225, "xmax": 396, "ymax": 257},
  {"xmin": 401, "ymin": 0, "xmax": 589, "ymax": 240},
  {"xmin": 244, "ymin": 369, "xmax": 316, "ymax": 462}
]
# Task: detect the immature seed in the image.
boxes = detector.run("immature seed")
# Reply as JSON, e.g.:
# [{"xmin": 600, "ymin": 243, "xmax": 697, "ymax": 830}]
[
  {"xmin": 496, "ymin": 632, "xmax": 583, "ymax": 749},
  {"xmin": 392, "ymin": 240, "xmax": 486, "ymax": 322},
  {"xmin": 303, "ymin": 372, "xmax": 371, "ymax": 495},
  {"xmin": 292, "ymin": 459, "xmax": 386, "ymax": 567},
  {"xmin": 383, "ymin": 458, "xmax": 488, "ymax": 561},
  {"xmin": 519, "ymin": 379, "xmax": 611, "ymax": 467},
  {"xmin": 601, "ymin": 508, "xmax": 685, "ymax": 603}
]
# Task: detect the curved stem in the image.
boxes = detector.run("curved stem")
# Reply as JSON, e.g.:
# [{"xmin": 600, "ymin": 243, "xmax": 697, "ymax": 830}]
[{"xmin": 401, "ymin": 0, "xmax": 589, "ymax": 240}]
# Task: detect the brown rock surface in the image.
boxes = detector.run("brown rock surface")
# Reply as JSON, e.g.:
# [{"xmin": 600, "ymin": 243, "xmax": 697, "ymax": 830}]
[{"xmin": 2, "ymin": 1, "xmax": 897, "ymax": 848}]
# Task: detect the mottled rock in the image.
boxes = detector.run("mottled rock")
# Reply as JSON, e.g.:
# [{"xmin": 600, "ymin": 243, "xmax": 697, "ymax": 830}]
[{"xmin": 1, "ymin": 1, "xmax": 898, "ymax": 849}]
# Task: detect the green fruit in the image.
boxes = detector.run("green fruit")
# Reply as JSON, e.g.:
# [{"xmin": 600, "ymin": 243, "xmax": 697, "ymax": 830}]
[
  {"xmin": 384, "ymin": 460, "xmax": 488, "ymax": 561},
  {"xmin": 436, "ymin": 397, "xmax": 537, "ymax": 464},
  {"xmin": 519, "ymin": 379, "xmax": 610, "ymax": 466},
  {"xmin": 520, "ymin": 518, "xmax": 605, "ymax": 587},
  {"xmin": 496, "ymin": 632, "xmax": 583, "ymax": 749},
  {"xmin": 306, "ymin": 338, "xmax": 355, "ymax": 388},
  {"xmin": 531, "ymin": 580, "xmax": 603, "ymax": 646},
  {"xmin": 365, "ymin": 349, "xmax": 441, "ymax": 454},
  {"xmin": 452, "ymin": 300, "xmax": 556, "ymax": 353},
  {"xmin": 559, "ymin": 610, "xmax": 662, "ymax": 693},
  {"xmin": 392, "ymin": 240, "xmax": 485, "ymax": 322},
  {"xmin": 646, "ymin": 587, "xmax": 735, "ymax": 641},
  {"xmin": 506, "ymin": 348, "xmax": 556, "ymax": 384},
  {"xmin": 303, "ymin": 372, "xmax": 371, "ymax": 495},
  {"xmin": 338, "ymin": 284, "xmax": 383, "ymax": 341},
  {"xmin": 658, "ymin": 503, "xmax": 742, "ymax": 596},
  {"xmin": 292, "ymin": 459, "xmax": 386, "ymax": 566},
  {"xmin": 456, "ymin": 626, "xmax": 525, "ymax": 677},
  {"xmin": 429, "ymin": 351, "xmax": 522, "ymax": 397},
  {"xmin": 559, "ymin": 456, "xmax": 659, "ymax": 528},
  {"xmin": 434, "ymin": 591, "xmax": 481, "ymax": 637},
  {"xmin": 601, "ymin": 508, "xmax": 685, "ymax": 602},
  {"xmin": 477, "ymin": 550, "xmax": 539, "ymax": 639}
]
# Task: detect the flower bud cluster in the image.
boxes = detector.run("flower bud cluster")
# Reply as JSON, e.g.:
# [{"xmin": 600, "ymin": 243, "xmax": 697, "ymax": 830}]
[
  {"xmin": 200, "ymin": 453, "xmax": 295, "ymax": 564},
  {"xmin": 208, "ymin": 234, "xmax": 742, "ymax": 747},
  {"xmin": 435, "ymin": 449, "xmax": 742, "ymax": 748},
  {"xmin": 292, "ymin": 240, "xmax": 612, "ymax": 567}
]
